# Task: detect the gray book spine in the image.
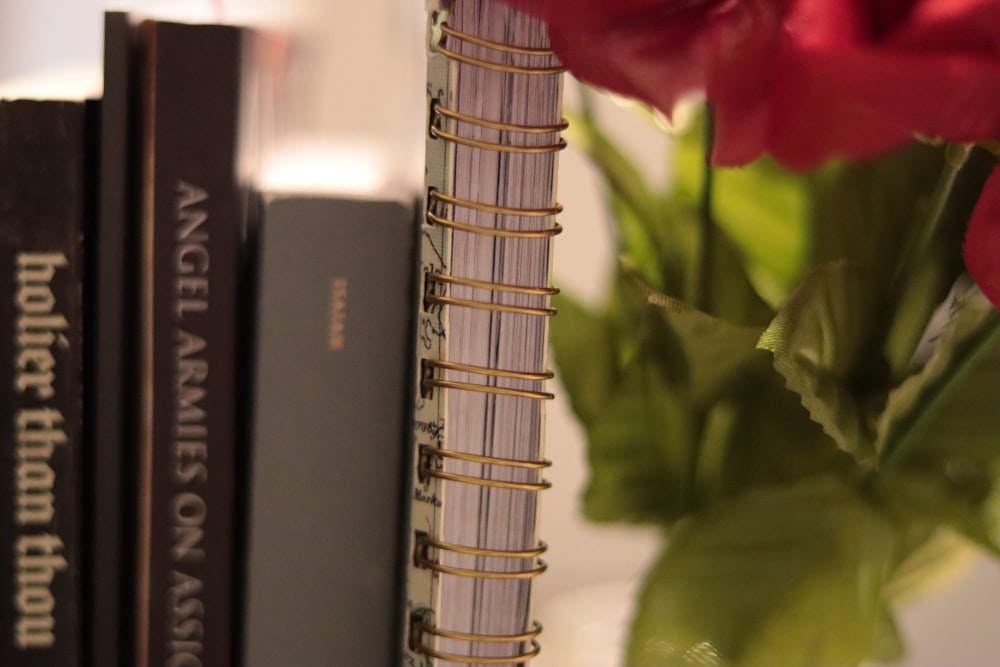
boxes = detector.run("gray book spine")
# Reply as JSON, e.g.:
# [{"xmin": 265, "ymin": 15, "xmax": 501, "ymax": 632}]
[{"xmin": 242, "ymin": 196, "xmax": 417, "ymax": 667}]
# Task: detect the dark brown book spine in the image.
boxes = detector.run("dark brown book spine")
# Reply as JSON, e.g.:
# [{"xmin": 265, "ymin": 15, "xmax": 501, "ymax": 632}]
[
  {"xmin": 0, "ymin": 100, "xmax": 87, "ymax": 667},
  {"xmin": 134, "ymin": 21, "xmax": 244, "ymax": 667}
]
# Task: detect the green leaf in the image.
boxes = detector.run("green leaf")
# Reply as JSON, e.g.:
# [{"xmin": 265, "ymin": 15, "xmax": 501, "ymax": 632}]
[
  {"xmin": 577, "ymin": 282, "xmax": 853, "ymax": 519},
  {"xmin": 876, "ymin": 285, "xmax": 1000, "ymax": 552},
  {"xmin": 808, "ymin": 145, "xmax": 961, "ymax": 381},
  {"xmin": 878, "ymin": 286, "xmax": 1000, "ymax": 467},
  {"xmin": 882, "ymin": 520, "xmax": 974, "ymax": 605},
  {"xmin": 572, "ymin": 101, "xmax": 773, "ymax": 323},
  {"xmin": 582, "ymin": 375, "xmax": 696, "ymax": 524},
  {"xmin": 878, "ymin": 470, "xmax": 1000, "ymax": 558},
  {"xmin": 551, "ymin": 284, "xmax": 702, "ymax": 524},
  {"xmin": 712, "ymin": 161, "xmax": 811, "ymax": 308},
  {"xmin": 711, "ymin": 366, "xmax": 858, "ymax": 502},
  {"xmin": 809, "ymin": 144, "xmax": 943, "ymax": 277},
  {"xmin": 882, "ymin": 147, "xmax": 997, "ymax": 380},
  {"xmin": 699, "ymin": 207, "xmax": 777, "ymax": 327},
  {"xmin": 869, "ymin": 609, "xmax": 904, "ymax": 665},
  {"xmin": 758, "ymin": 261, "xmax": 890, "ymax": 463},
  {"xmin": 550, "ymin": 291, "xmax": 619, "ymax": 426},
  {"xmin": 646, "ymin": 287, "xmax": 854, "ymax": 504},
  {"xmin": 883, "ymin": 255, "xmax": 955, "ymax": 381},
  {"xmin": 611, "ymin": 194, "xmax": 672, "ymax": 292},
  {"xmin": 645, "ymin": 296, "xmax": 764, "ymax": 406},
  {"xmin": 581, "ymin": 306, "xmax": 698, "ymax": 523},
  {"xmin": 627, "ymin": 478, "xmax": 896, "ymax": 667}
]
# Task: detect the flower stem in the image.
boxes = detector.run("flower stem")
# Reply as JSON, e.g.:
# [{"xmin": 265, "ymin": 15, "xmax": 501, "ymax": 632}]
[
  {"xmin": 891, "ymin": 144, "xmax": 972, "ymax": 290},
  {"xmin": 884, "ymin": 144, "xmax": 973, "ymax": 378},
  {"xmin": 696, "ymin": 110, "xmax": 716, "ymax": 312}
]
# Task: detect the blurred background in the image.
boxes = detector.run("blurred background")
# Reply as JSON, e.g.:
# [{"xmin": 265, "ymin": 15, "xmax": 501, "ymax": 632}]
[{"xmin": 3, "ymin": 0, "xmax": 999, "ymax": 664}]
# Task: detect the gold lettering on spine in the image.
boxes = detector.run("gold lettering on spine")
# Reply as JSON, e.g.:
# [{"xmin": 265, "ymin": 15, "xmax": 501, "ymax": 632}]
[
  {"xmin": 15, "ymin": 534, "xmax": 67, "ymax": 648},
  {"xmin": 330, "ymin": 277, "xmax": 348, "ymax": 350},
  {"xmin": 12, "ymin": 252, "xmax": 70, "ymax": 649},
  {"xmin": 15, "ymin": 254, "xmax": 68, "ymax": 400}
]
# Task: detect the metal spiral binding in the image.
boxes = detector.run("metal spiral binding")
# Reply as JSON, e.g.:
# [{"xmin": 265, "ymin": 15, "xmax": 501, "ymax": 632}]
[
  {"xmin": 414, "ymin": 533, "xmax": 548, "ymax": 579},
  {"xmin": 435, "ymin": 105, "xmax": 568, "ymax": 134},
  {"xmin": 435, "ymin": 23, "xmax": 566, "ymax": 76},
  {"xmin": 414, "ymin": 15, "xmax": 565, "ymax": 665},
  {"xmin": 425, "ymin": 273, "xmax": 558, "ymax": 317},
  {"xmin": 418, "ymin": 444, "xmax": 552, "ymax": 491},
  {"xmin": 411, "ymin": 621, "xmax": 543, "ymax": 664},
  {"xmin": 421, "ymin": 358, "xmax": 554, "ymax": 401},
  {"xmin": 430, "ymin": 102, "xmax": 568, "ymax": 153},
  {"xmin": 427, "ymin": 190, "xmax": 563, "ymax": 238}
]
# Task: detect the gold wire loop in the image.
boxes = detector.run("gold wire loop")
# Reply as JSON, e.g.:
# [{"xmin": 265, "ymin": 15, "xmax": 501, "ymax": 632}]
[
  {"xmin": 431, "ymin": 190, "xmax": 563, "ymax": 218},
  {"xmin": 426, "ymin": 358, "xmax": 553, "ymax": 382},
  {"xmin": 420, "ymin": 444, "xmax": 552, "ymax": 472},
  {"xmin": 421, "ymin": 466, "xmax": 552, "ymax": 491},
  {"xmin": 420, "ymin": 471, "xmax": 549, "ymax": 493},
  {"xmin": 416, "ymin": 620, "xmax": 544, "ymax": 644},
  {"xmin": 434, "ymin": 105, "xmax": 569, "ymax": 134},
  {"xmin": 430, "ymin": 124, "xmax": 567, "ymax": 153},
  {"xmin": 439, "ymin": 24, "xmax": 556, "ymax": 57},
  {"xmin": 426, "ymin": 189, "xmax": 564, "ymax": 238},
  {"xmin": 436, "ymin": 43, "xmax": 564, "ymax": 76},
  {"xmin": 415, "ymin": 546, "xmax": 548, "ymax": 580},
  {"xmin": 421, "ymin": 358, "xmax": 554, "ymax": 400},
  {"xmin": 430, "ymin": 100, "xmax": 568, "ymax": 152},
  {"xmin": 425, "ymin": 293, "xmax": 556, "ymax": 317},
  {"xmin": 426, "ymin": 210, "xmax": 564, "ymax": 238},
  {"xmin": 417, "ymin": 534, "xmax": 549, "ymax": 559},
  {"xmin": 425, "ymin": 273, "xmax": 558, "ymax": 317},
  {"xmin": 435, "ymin": 23, "xmax": 565, "ymax": 76},
  {"xmin": 412, "ymin": 620, "xmax": 543, "ymax": 664},
  {"xmin": 425, "ymin": 378, "xmax": 554, "ymax": 401},
  {"xmin": 418, "ymin": 445, "xmax": 553, "ymax": 491},
  {"xmin": 428, "ymin": 273, "xmax": 559, "ymax": 297},
  {"xmin": 416, "ymin": 639, "xmax": 542, "ymax": 665}
]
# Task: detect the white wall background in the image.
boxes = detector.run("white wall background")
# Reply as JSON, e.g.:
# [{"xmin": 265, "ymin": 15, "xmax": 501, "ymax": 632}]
[{"xmin": 3, "ymin": 1, "xmax": 999, "ymax": 664}]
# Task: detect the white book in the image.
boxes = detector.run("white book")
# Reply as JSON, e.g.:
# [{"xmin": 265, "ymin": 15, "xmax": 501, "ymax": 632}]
[{"xmin": 402, "ymin": 1, "xmax": 566, "ymax": 665}]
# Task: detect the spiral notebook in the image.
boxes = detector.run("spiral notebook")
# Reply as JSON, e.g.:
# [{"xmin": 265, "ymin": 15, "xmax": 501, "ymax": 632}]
[{"xmin": 402, "ymin": 0, "xmax": 566, "ymax": 665}]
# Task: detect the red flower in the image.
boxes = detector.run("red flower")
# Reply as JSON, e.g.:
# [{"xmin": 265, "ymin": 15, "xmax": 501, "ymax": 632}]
[
  {"xmin": 500, "ymin": 0, "xmax": 789, "ymax": 165},
  {"xmin": 770, "ymin": 0, "xmax": 1000, "ymax": 169},
  {"xmin": 965, "ymin": 166, "xmax": 1000, "ymax": 308},
  {"xmin": 503, "ymin": 0, "xmax": 1000, "ymax": 307},
  {"xmin": 505, "ymin": 0, "xmax": 1000, "ymax": 168}
]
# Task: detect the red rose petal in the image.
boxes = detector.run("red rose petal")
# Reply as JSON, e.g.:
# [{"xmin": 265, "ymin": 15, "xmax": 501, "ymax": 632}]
[
  {"xmin": 965, "ymin": 166, "xmax": 1000, "ymax": 310},
  {"xmin": 504, "ymin": 0, "xmax": 1000, "ymax": 172}
]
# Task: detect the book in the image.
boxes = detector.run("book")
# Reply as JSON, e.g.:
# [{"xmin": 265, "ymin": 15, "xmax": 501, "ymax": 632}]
[
  {"xmin": 402, "ymin": 1, "xmax": 566, "ymax": 664},
  {"xmin": 130, "ymin": 19, "xmax": 246, "ymax": 667},
  {"xmin": 0, "ymin": 98, "xmax": 92, "ymax": 666},
  {"xmin": 241, "ymin": 192, "xmax": 418, "ymax": 667},
  {"xmin": 85, "ymin": 13, "xmax": 140, "ymax": 666}
]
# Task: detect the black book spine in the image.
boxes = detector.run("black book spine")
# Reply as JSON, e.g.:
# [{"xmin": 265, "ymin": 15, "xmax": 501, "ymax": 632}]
[
  {"xmin": 0, "ymin": 100, "xmax": 87, "ymax": 667},
  {"xmin": 133, "ymin": 21, "xmax": 244, "ymax": 667},
  {"xmin": 85, "ymin": 12, "xmax": 140, "ymax": 667}
]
